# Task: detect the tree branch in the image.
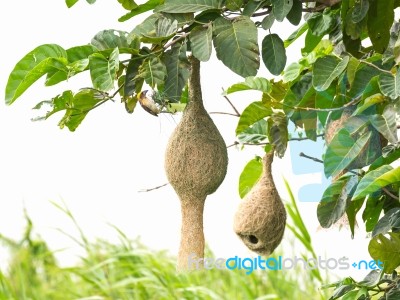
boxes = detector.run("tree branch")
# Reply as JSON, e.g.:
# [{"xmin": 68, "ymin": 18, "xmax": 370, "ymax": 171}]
[
  {"xmin": 209, "ymin": 112, "xmax": 240, "ymax": 117},
  {"xmin": 278, "ymin": 95, "xmax": 361, "ymax": 112},
  {"xmin": 359, "ymin": 60, "xmax": 393, "ymax": 75},
  {"xmin": 382, "ymin": 187, "xmax": 400, "ymax": 201},
  {"xmin": 138, "ymin": 183, "xmax": 169, "ymax": 193},
  {"xmin": 221, "ymin": 89, "xmax": 241, "ymax": 116}
]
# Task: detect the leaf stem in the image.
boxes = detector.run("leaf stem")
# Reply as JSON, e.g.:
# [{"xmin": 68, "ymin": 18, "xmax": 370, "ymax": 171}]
[{"xmin": 359, "ymin": 60, "xmax": 393, "ymax": 75}]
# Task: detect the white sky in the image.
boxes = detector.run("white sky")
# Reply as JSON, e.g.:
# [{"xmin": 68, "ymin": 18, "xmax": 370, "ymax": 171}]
[{"xmin": 0, "ymin": 1, "xmax": 374, "ymax": 280}]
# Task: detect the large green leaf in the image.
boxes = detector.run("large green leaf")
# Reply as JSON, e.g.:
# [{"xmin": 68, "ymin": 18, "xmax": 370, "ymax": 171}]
[
  {"xmin": 190, "ymin": 25, "xmax": 213, "ymax": 62},
  {"xmin": 324, "ymin": 130, "xmax": 372, "ymax": 178},
  {"xmin": 369, "ymin": 232, "xmax": 400, "ymax": 273},
  {"xmin": 379, "ymin": 69, "xmax": 400, "ymax": 100},
  {"xmin": 284, "ymin": 23, "xmax": 308, "ymax": 47},
  {"xmin": 261, "ymin": 33, "xmax": 287, "ymax": 75},
  {"xmin": 286, "ymin": 0, "xmax": 302, "ymax": 25},
  {"xmin": 283, "ymin": 62, "xmax": 304, "ymax": 83},
  {"xmin": 312, "ymin": 56, "xmax": 349, "ymax": 91},
  {"xmin": 369, "ymin": 112, "xmax": 398, "ymax": 145},
  {"xmin": 307, "ymin": 11, "xmax": 335, "ymax": 37},
  {"xmin": 213, "ymin": 16, "xmax": 259, "ymax": 77},
  {"xmin": 352, "ymin": 0, "xmax": 369, "ymax": 23},
  {"xmin": 268, "ymin": 111, "xmax": 288, "ymax": 158},
  {"xmin": 91, "ymin": 30, "xmax": 137, "ymax": 54},
  {"xmin": 155, "ymin": 0, "xmax": 223, "ymax": 13},
  {"xmin": 238, "ymin": 156, "xmax": 263, "ymax": 198},
  {"xmin": 367, "ymin": 0, "xmax": 394, "ymax": 53},
  {"xmin": 45, "ymin": 45, "xmax": 95, "ymax": 87},
  {"xmin": 353, "ymin": 165, "xmax": 400, "ymax": 200},
  {"xmin": 163, "ymin": 42, "xmax": 190, "ymax": 102},
  {"xmin": 119, "ymin": 0, "xmax": 163, "ymax": 22},
  {"xmin": 5, "ymin": 44, "xmax": 68, "ymax": 105},
  {"xmin": 271, "ymin": 0, "xmax": 293, "ymax": 22},
  {"xmin": 237, "ymin": 119, "xmax": 268, "ymax": 144},
  {"xmin": 224, "ymin": 76, "xmax": 271, "ymax": 95},
  {"xmin": 317, "ymin": 176, "xmax": 358, "ymax": 228},
  {"xmin": 138, "ymin": 56, "xmax": 166, "ymax": 88},
  {"xmin": 236, "ymin": 101, "xmax": 272, "ymax": 134},
  {"xmin": 89, "ymin": 47, "xmax": 120, "ymax": 91},
  {"xmin": 226, "ymin": 0, "xmax": 243, "ymax": 11},
  {"xmin": 130, "ymin": 14, "xmax": 159, "ymax": 37}
]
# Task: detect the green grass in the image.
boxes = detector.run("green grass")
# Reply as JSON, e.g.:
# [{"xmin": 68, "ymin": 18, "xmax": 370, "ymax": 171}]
[{"xmin": 0, "ymin": 190, "xmax": 329, "ymax": 300}]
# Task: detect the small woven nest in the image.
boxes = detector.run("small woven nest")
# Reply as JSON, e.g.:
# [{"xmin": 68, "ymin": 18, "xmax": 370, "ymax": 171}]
[{"xmin": 233, "ymin": 151, "xmax": 286, "ymax": 255}]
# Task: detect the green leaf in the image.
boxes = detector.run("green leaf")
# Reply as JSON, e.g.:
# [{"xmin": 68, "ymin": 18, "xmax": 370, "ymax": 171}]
[
  {"xmin": 243, "ymin": 0, "xmax": 263, "ymax": 17},
  {"xmin": 138, "ymin": 56, "xmax": 166, "ymax": 88},
  {"xmin": 156, "ymin": 17, "xmax": 178, "ymax": 38},
  {"xmin": 352, "ymin": 0, "xmax": 369, "ymax": 23},
  {"xmin": 117, "ymin": 0, "xmax": 137, "ymax": 10},
  {"xmin": 312, "ymin": 56, "xmax": 349, "ymax": 91},
  {"xmin": 324, "ymin": 130, "xmax": 372, "ymax": 178},
  {"xmin": 301, "ymin": 30, "xmax": 323, "ymax": 54},
  {"xmin": 32, "ymin": 90, "xmax": 74, "ymax": 121},
  {"xmin": 379, "ymin": 69, "xmax": 400, "ymax": 100},
  {"xmin": 262, "ymin": 33, "xmax": 287, "ymax": 75},
  {"xmin": 284, "ymin": 22, "xmax": 308, "ymax": 47},
  {"xmin": 237, "ymin": 119, "xmax": 268, "ymax": 144},
  {"xmin": 362, "ymin": 194, "xmax": 384, "ymax": 232},
  {"xmin": 5, "ymin": 44, "xmax": 68, "ymax": 105},
  {"xmin": 213, "ymin": 16, "xmax": 259, "ymax": 77},
  {"xmin": 261, "ymin": 14, "xmax": 275, "ymax": 30},
  {"xmin": 349, "ymin": 62, "xmax": 383, "ymax": 98},
  {"xmin": 318, "ymin": 176, "xmax": 358, "ymax": 228},
  {"xmin": 66, "ymin": 45, "xmax": 96, "ymax": 62},
  {"xmin": 89, "ymin": 47, "xmax": 119, "ymax": 91},
  {"xmin": 372, "ymin": 208, "xmax": 400, "ymax": 238},
  {"xmin": 224, "ymin": 77, "xmax": 271, "ymax": 95},
  {"xmin": 226, "ymin": 0, "xmax": 243, "ymax": 11},
  {"xmin": 369, "ymin": 149, "xmax": 400, "ymax": 171},
  {"xmin": 268, "ymin": 111, "xmax": 288, "ymax": 158},
  {"xmin": 369, "ymin": 114, "xmax": 398, "ymax": 145},
  {"xmin": 163, "ymin": 42, "xmax": 190, "ymax": 102},
  {"xmin": 358, "ymin": 270, "xmax": 381, "ymax": 288},
  {"xmin": 91, "ymin": 30, "xmax": 136, "ymax": 54},
  {"xmin": 66, "ymin": 0, "xmax": 79, "ymax": 8},
  {"xmin": 353, "ymin": 165, "xmax": 400, "ymax": 200},
  {"xmin": 236, "ymin": 101, "xmax": 272, "ymax": 134},
  {"xmin": 271, "ymin": 0, "xmax": 293, "ymax": 22},
  {"xmin": 307, "ymin": 11, "xmax": 335, "ymax": 37},
  {"xmin": 130, "ymin": 14, "xmax": 159, "ymax": 37},
  {"xmin": 155, "ymin": 0, "xmax": 223, "ymax": 13},
  {"xmin": 367, "ymin": 0, "xmax": 394, "ymax": 53},
  {"xmin": 341, "ymin": 290, "xmax": 360, "ymax": 300},
  {"xmin": 119, "ymin": 0, "xmax": 163, "ymax": 22},
  {"xmin": 369, "ymin": 232, "xmax": 400, "ymax": 273},
  {"xmin": 283, "ymin": 62, "xmax": 304, "ymax": 83},
  {"xmin": 286, "ymin": 0, "xmax": 302, "ymax": 25},
  {"xmin": 190, "ymin": 25, "xmax": 213, "ymax": 62},
  {"xmin": 239, "ymin": 156, "xmax": 263, "ymax": 198},
  {"xmin": 59, "ymin": 89, "xmax": 103, "ymax": 131},
  {"xmin": 124, "ymin": 58, "xmax": 143, "ymax": 97},
  {"xmin": 346, "ymin": 57, "xmax": 360, "ymax": 87}
]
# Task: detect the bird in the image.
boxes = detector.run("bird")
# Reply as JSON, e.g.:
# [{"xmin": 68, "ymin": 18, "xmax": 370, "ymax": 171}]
[{"xmin": 137, "ymin": 90, "xmax": 160, "ymax": 117}]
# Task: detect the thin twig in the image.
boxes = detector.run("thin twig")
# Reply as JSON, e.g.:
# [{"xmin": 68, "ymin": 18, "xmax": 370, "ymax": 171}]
[
  {"xmin": 299, "ymin": 152, "xmax": 324, "ymax": 164},
  {"xmin": 299, "ymin": 152, "xmax": 360, "ymax": 175},
  {"xmin": 209, "ymin": 112, "xmax": 240, "ymax": 117},
  {"xmin": 278, "ymin": 95, "xmax": 361, "ymax": 112},
  {"xmin": 139, "ymin": 183, "xmax": 169, "ymax": 193},
  {"xmin": 382, "ymin": 187, "xmax": 400, "ymax": 200},
  {"xmin": 359, "ymin": 60, "xmax": 393, "ymax": 75},
  {"xmin": 221, "ymin": 89, "xmax": 241, "ymax": 116},
  {"xmin": 290, "ymin": 134, "xmax": 324, "ymax": 141}
]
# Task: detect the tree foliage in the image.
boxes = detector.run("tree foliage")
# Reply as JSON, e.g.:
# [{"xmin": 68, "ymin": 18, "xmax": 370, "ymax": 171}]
[{"xmin": 4, "ymin": 1, "xmax": 400, "ymax": 298}]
